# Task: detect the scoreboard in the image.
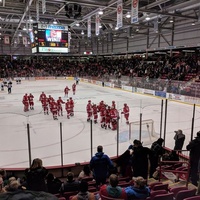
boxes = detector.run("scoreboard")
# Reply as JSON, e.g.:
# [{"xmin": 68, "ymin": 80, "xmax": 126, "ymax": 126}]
[{"xmin": 30, "ymin": 23, "xmax": 70, "ymax": 54}]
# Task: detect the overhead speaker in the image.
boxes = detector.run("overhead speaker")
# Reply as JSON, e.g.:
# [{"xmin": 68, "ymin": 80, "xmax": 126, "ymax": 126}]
[{"xmin": 65, "ymin": 3, "xmax": 82, "ymax": 19}]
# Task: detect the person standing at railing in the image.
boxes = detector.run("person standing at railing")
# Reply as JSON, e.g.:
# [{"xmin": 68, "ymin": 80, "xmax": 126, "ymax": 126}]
[
  {"xmin": 186, "ymin": 131, "xmax": 200, "ymax": 186},
  {"xmin": 173, "ymin": 129, "xmax": 185, "ymax": 152}
]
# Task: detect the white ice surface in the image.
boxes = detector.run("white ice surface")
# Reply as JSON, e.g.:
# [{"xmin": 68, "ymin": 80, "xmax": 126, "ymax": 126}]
[{"xmin": 0, "ymin": 79, "xmax": 200, "ymax": 168}]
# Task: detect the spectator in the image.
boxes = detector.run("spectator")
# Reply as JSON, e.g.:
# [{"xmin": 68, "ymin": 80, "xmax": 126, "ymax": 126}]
[
  {"xmin": 25, "ymin": 158, "xmax": 48, "ymax": 192},
  {"xmin": 125, "ymin": 176, "xmax": 150, "ymax": 200},
  {"xmin": 174, "ymin": 129, "xmax": 185, "ymax": 151},
  {"xmin": 163, "ymin": 150, "xmax": 179, "ymax": 162},
  {"xmin": 71, "ymin": 180, "xmax": 95, "ymax": 200},
  {"xmin": 60, "ymin": 172, "xmax": 80, "ymax": 194},
  {"xmin": 186, "ymin": 131, "xmax": 200, "ymax": 186},
  {"xmin": 90, "ymin": 145, "xmax": 114, "ymax": 186},
  {"xmin": 198, "ymin": 158, "xmax": 200, "ymax": 195},
  {"xmin": 0, "ymin": 177, "xmax": 5, "ymax": 193},
  {"xmin": 78, "ymin": 165, "xmax": 93, "ymax": 181},
  {"xmin": 131, "ymin": 140, "xmax": 151, "ymax": 179},
  {"xmin": 46, "ymin": 173, "xmax": 62, "ymax": 194},
  {"xmin": 149, "ymin": 138, "xmax": 164, "ymax": 178},
  {"xmin": 99, "ymin": 174, "xmax": 127, "ymax": 199}
]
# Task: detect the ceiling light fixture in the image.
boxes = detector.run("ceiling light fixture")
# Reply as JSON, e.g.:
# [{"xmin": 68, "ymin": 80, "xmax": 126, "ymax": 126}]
[
  {"xmin": 145, "ymin": 16, "xmax": 151, "ymax": 21},
  {"xmin": 98, "ymin": 9, "xmax": 103, "ymax": 15},
  {"xmin": 81, "ymin": 30, "xmax": 84, "ymax": 35},
  {"xmin": 126, "ymin": 12, "xmax": 131, "ymax": 18},
  {"xmin": 53, "ymin": 19, "xmax": 57, "ymax": 24},
  {"xmin": 115, "ymin": 26, "xmax": 119, "ymax": 30},
  {"xmin": 191, "ymin": 22, "xmax": 195, "ymax": 25},
  {"xmin": 76, "ymin": 22, "xmax": 80, "ymax": 26},
  {"xmin": 23, "ymin": 26, "xmax": 27, "ymax": 31}
]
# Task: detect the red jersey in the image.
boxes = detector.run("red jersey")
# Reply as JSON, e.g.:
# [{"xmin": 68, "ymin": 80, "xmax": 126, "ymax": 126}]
[
  {"xmin": 69, "ymin": 99, "xmax": 74, "ymax": 108},
  {"xmin": 65, "ymin": 101, "xmax": 71, "ymax": 111},
  {"xmin": 22, "ymin": 94, "xmax": 29, "ymax": 104},
  {"xmin": 86, "ymin": 102, "xmax": 93, "ymax": 113},
  {"xmin": 64, "ymin": 86, "xmax": 70, "ymax": 94},
  {"xmin": 57, "ymin": 98, "xmax": 65, "ymax": 108},
  {"xmin": 42, "ymin": 98, "xmax": 48, "ymax": 107},
  {"xmin": 110, "ymin": 108, "xmax": 118, "ymax": 120},
  {"xmin": 51, "ymin": 102, "xmax": 58, "ymax": 113},
  {"xmin": 28, "ymin": 94, "xmax": 34, "ymax": 103},
  {"xmin": 123, "ymin": 105, "xmax": 129, "ymax": 115},
  {"xmin": 39, "ymin": 93, "xmax": 46, "ymax": 101},
  {"xmin": 72, "ymin": 83, "xmax": 76, "ymax": 91}
]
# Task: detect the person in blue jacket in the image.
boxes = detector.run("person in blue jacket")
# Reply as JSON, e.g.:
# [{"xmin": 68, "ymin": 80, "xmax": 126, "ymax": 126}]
[
  {"xmin": 90, "ymin": 145, "xmax": 113, "ymax": 187},
  {"xmin": 125, "ymin": 176, "xmax": 150, "ymax": 199}
]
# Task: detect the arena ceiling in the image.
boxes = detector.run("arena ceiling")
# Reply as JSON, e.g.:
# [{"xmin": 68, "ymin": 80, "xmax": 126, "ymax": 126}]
[{"xmin": 0, "ymin": 0, "xmax": 199, "ymax": 47}]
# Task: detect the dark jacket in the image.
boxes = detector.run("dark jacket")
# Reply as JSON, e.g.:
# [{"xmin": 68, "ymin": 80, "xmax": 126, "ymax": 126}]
[
  {"xmin": 174, "ymin": 133, "xmax": 185, "ymax": 150},
  {"xmin": 186, "ymin": 136, "xmax": 200, "ymax": 161},
  {"xmin": 0, "ymin": 190, "xmax": 58, "ymax": 200},
  {"xmin": 125, "ymin": 186, "xmax": 150, "ymax": 199},
  {"xmin": 60, "ymin": 180, "xmax": 80, "ymax": 193},
  {"xmin": 25, "ymin": 167, "xmax": 48, "ymax": 192},
  {"xmin": 132, "ymin": 146, "xmax": 151, "ymax": 179},
  {"xmin": 90, "ymin": 152, "xmax": 113, "ymax": 179}
]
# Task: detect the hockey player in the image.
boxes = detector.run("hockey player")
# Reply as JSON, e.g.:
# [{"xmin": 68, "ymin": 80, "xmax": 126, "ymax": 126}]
[
  {"xmin": 72, "ymin": 83, "xmax": 76, "ymax": 95},
  {"xmin": 42, "ymin": 97, "xmax": 49, "ymax": 115},
  {"xmin": 92, "ymin": 104, "xmax": 98, "ymax": 124},
  {"xmin": 39, "ymin": 92, "xmax": 46, "ymax": 104},
  {"xmin": 48, "ymin": 95, "xmax": 54, "ymax": 113},
  {"xmin": 51, "ymin": 101, "xmax": 58, "ymax": 120},
  {"xmin": 65, "ymin": 99, "xmax": 71, "ymax": 119},
  {"xmin": 1, "ymin": 82, "xmax": 3, "ymax": 91},
  {"xmin": 86, "ymin": 100, "xmax": 93, "ymax": 122},
  {"xmin": 112, "ymin": 101, "xmax": 116, "ymax": 109},
  {"xmin": 97, "ymin": 100, "xmax": 104, "ymax": 112},
  {"xmin": 100, "ymin": 104, "xmax": 106, "ymax": 128},
  {"xmin": 28, "ymin": 93, "xmax": 34, "ymax": 110},
  {"xmin": 64, "ymin": 86, "xmax": 70, "ymax": 97},
  {"xmin": 7, "ymin": 81, "xmax": 12, "ymax": 94},
  {"xmin": 57, "ymin": 97, "xmax": 65, "ymax": 116},
  {"xmin": 22, "ymin": 93, "xmax": 29, "ymax": 112},
  {"xmin": 69, "ymin": 97, "xmax": 74, "ymax": 116},
  {"xmin": 110, "ymin": 106, "xmax": 119, "ymax": 131},
  {"xmin": 121, "ymin": 103, "xmax": 129, "ymax": 124},
  {"xmin": 105, "ymin": 106, "xmax": 111, "ymax": 129}
]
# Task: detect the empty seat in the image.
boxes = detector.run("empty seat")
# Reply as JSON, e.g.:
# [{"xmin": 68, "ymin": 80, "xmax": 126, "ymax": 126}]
[
  {"xmin": 100, "ymin": 194, "xmax": 125, "ymax": 200},
  {"xmin": 152, "ymin": 183, "xmax": 169, "ymax": 191},
  {"xmin": 169, "ymin": 186, "xmax": 188, "ymax": 198},
  {"xmin": 183, "ymin": 196, "xmax": 200, "ymax": 200},
  {"xmin": 151, "ymin": 192, "xmax": 174, "ymax": 200},
  {"xmin": 148, "ymin": 182, "xmax": 163, "ymax": 190},
  {"xmin": 146, "ymin": 190, "xmax": 167, "ymax": 200},
  {"xmin": 176, "ymin": 188, "xmax": 197, "ymax": 200}
]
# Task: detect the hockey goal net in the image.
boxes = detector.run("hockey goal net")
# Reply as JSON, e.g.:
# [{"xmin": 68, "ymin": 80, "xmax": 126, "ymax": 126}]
[{"xmin": 129, "ymin": 119, "xmax": 157, "ymax": 145}]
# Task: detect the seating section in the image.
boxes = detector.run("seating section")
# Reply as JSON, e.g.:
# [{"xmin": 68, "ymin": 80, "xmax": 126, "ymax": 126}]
[
  {"xmin": 176, "ymin": 189, "xmax": 197, "ymax": 200},
  {"xmin": 150, "ymin": 193, "xmax": 174, "ymax": 200}
]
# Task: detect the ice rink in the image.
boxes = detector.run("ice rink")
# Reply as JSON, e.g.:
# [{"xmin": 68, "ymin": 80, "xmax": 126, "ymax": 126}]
[{"xmin": 0, "ymin": 79, "xmax": 200, "ymax": 168}]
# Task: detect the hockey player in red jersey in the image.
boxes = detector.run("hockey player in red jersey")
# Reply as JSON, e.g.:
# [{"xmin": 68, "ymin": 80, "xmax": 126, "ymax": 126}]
[
  {"xmin": 92, "ymin": 104, "xmax": 98, "ymax": 124},
  {"xmin": 69, "ymin": 97, "xmax": 74, "ymax": 116},
  {"xmin": 51, "ymin": 101, "xmax": 58, "ymax": 120},
  {"xmin": 39, "ymin": 92, "xmax": 46, "ymax": 103},
  {"xmin": 100, "ymin": 104, "xmax": 106, "ymax": 128},
  {"xmin": 110, "ymin": 106, "xmax": 119, "ymax": 130},
  {"xmin": 112, "ymin": 101, "xmax": 116, "ymax": 109},
  {"xmin": 65, "ymin": 99, "xmax": 71, "ymax": 119},
  {"xmin": 22, "ymin": 93, "xmax": 29, "ymax": 112},
  {"xmin": 28, "ymin": 93, "xmax": 34, "ymax": 110},
  {"xmin": 64, "ymin": 86, "xmax": 70, "ymax": 97},
  {"xmin": 72, "ymin": 83, "xmax": 76, "ymax": 95},
  {"xmin": 105, "ymin": 106, "xmax": 111, "ymax": 129},
  {"xmin": 42, "ymin": 97, "xmax": 49, "ymax": 115},
  {"xmin": 48, "ymin": 95, "xmax": 54, "ymax": 113},
  {"xmin": 57, "ymin": 97, "xmax": 65, "ymax": 116},
  {"xmin": 121, "ymin": 103, "xmax": 130, "ymax": 124},
  {"xmin": 86, "ymin": 100, "xmax": 93, "ymax": 122},
  {"xmin": 97, "ymin": 100, "xmax": 104, "ymax": 112}
]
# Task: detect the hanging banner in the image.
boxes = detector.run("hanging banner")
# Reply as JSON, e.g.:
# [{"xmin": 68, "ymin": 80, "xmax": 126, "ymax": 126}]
[
  {"xmin": 4, "ymin": 35, "xmax": 10, "ymax": 44},
  {"xmin": 23, "ymin": 37, "xmax": 27, "ymax": 45},
  {"xmin": 68, "ymin": 31, "xmax": 71, "ymax": 52},
  {"xmin": 87, "ymin": 17, "xmax": 91, "ymax": 38},
  {"xmin": 36, "ymin": 0, "xmax": 39, "ymax": 21},
  {"xmin": 95, "ymin": 14, "xmax": 100, "ymax": 36},
  {"xmin": 42, "ymin": 0, "xmax": 46, "ymax": 14},
  {"xmin": 131, "ymin": 0, "xmax": 139, "ymax": 23},
  {"xmin": 117, "ymin": 0, "xmax": 123, "ymax": 28}
]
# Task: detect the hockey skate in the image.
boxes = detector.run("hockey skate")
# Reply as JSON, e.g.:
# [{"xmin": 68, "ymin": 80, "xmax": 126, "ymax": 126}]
[
  {"xmin": 87, "ymin": 118, "xmax": 90, "ymax": 122},
  {"xmin": 126, "ymin": 121, "xmax": 129, "ymax": 125}
]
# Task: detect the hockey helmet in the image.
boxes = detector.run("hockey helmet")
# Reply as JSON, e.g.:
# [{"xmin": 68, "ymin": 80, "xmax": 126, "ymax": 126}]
[
  {"xmin": 88, "ymin": 100, "xmax": 91, "ymax": 102},
  {"xmin": 124, "ymin": 103, "xmax": 127, "ymax": 106}
]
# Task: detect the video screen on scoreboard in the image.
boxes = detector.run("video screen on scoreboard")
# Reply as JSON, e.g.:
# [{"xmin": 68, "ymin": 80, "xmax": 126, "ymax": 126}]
[{"xmin": 45, "ymin": 29, "xmax": 62, "ymax": 42}]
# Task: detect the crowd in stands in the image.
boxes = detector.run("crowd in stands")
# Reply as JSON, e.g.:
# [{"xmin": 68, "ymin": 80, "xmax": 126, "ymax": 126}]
[
  {"xmin": 1, "ymin": 54, "xmax": 200, "ymax": 97},
  {"xmin": 0, "ymin": 131, "xmax": 200, "ymax": 200}
]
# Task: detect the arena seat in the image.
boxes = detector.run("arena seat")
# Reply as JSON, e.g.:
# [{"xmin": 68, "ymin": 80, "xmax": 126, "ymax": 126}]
[
  {"xmin": 151, "ymin": 183, "xmax": 169, "ymax": 191},
  {"xmin": 176, "ymin": 189, "xmax": 197, "ymax": 200},
  {"xmin": 169, "ymin": 186, "xmax": 188, "ymax": 198},
  {"xmin": 146, "ymin": 190, "xmax": 167, "ymax": 200},
  {"xmin": 151, "ymin": 192, "xmax": 174, "ymax": 200}
]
